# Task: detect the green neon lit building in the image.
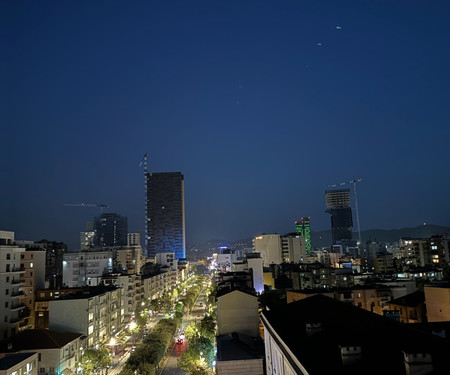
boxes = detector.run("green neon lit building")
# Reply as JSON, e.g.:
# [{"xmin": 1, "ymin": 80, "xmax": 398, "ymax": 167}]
[{"xmin": 295, "ymin": 217, "xmax": 311, "ymax": 255}]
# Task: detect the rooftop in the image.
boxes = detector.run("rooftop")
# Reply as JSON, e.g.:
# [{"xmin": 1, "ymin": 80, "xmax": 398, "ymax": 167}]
[
  {"xmin": 0, "ymin": 353, "xmax": 37, "ymax": 370},
  {"xmin": 216, "ymin": 333, "xmax": 264, "ymax": 361},
  {"xmin": 262, "ymin": 294, "xmax": 450, "ymax": 374},
  {"xmin": 0, "ymin": 330, "xmax": 84, "ymax": 351},
  {"xmin": 389, "ymin": 291, "xmax": 424, "ymax": 307}
]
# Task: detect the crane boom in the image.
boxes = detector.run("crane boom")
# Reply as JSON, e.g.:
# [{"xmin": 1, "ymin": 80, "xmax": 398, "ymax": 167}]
[{"xmin": 64, "ymin": 203, "xmax": 109, "ymax": 214}]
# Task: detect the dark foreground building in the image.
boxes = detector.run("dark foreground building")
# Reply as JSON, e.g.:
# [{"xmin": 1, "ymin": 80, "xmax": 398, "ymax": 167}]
[
  {"xmin": 261, "ymin": 294, "xmax": 450, "ymax": 374},
  {"xmin": 146, "ymin": 172, "xmax": 186, "ymax": 259}
]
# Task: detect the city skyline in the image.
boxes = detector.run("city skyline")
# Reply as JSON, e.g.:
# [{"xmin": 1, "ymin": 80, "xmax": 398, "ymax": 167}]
[{"xmin": 3, "ymin": 1, "xmax": 450, "ymax": 250}]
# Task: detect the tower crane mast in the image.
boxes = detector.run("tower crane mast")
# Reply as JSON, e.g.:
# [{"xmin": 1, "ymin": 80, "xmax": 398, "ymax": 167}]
[{"xmin": 139, "ymin": 153, "xmax": 149, "ymax": 255}]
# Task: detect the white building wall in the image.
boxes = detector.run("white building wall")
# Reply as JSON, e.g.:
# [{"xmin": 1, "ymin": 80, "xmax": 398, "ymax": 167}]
[
  {"xmin": 217, "ymin": 253, "xmax": 237, "ymax": 272},
  {"xmin": 127, "ymin": 233, "xmax": 140, "ymax": 247},
  {"xmin": 264, "ymin": 325, "xmax": 308, "ymax": 375},
  {"xmin": 253, "ymin": 235, "xmax": 282, "ymax": 266},
  {"xmin": 63, "ymin": 251, "xmax": 112, "ymax": 287},
  {"xmin": 281, "ymin": 236, "xmax": 307, "ymax": 263},
  {"xmin": 217, "ymin": 291, "xmax": 259, "ymax": 337},
  {"xmin": 49, "ymin": 288, "xmax": 123, "ymax": 348},
  {"xmin": 247, "ymin": 257, "xmax": 264, "ymax": 294},
  {"xmin": 155, "ymin": 252, "xmax": 177, "ymax": 270},
  {"xmin": 49, "ymin": 299, "xmax": 88, "ymax": 335}
]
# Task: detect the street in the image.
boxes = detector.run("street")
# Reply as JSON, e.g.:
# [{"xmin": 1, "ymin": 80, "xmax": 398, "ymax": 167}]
[
  {"xmin": 160, "ymin": 289, "xmax": 207, "ymax": 375},
  {"xmin": 108, "ymin": 288, "xmax": 208, "ymax": 375}
]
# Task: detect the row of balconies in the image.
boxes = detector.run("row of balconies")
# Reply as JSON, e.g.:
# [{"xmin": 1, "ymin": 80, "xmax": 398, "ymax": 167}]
[{"xmin": 5, "ymin": 266, "xmax": 25, "ymax": 273}]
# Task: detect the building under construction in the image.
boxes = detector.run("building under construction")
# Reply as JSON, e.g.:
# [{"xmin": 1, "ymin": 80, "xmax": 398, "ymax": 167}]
[{"xmin": 324, "ymin": 189, "xmax": 353, "ymax": 246}]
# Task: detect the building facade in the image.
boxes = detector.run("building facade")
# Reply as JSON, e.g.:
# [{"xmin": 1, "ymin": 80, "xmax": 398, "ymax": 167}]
[
  {"xmin": 295, "ymin": 217, "xmax": 311, "ymax": 255},
  {"xmin": 0, "ymin": 231, "xmax": 26, "ymax": 339},
  {"xmin": 216, "ymin": 289, "xmax": 259, "ymax": 337},
  {"xmin": 146, "ymin": 172, "xmax": 186, "ymax": 259},
  {"xmin": 93, "ymin": 213, "xmax": 128, "ymax": 247},
  {"xmin": 324, "ymin": 189, "xmax": 353, "ymax": 245},
  {"xmin": 0, "ymin": 353, "xmax": 38, "ymax": 375},
  {"xmin": 253, "ymin": 234, "xmax": 307, "ymax": 266},
  {"xmin": 49, "ymin": 286, "xmax": 124, "ymax": 348},
  {"xmin": 0, "ymin": 330, "xmax": 84, "ymax": 375},
  {"xmin": 62, "ymin": 250, "xmax": 113, "ymax": 287},
  {"xmin": 19, "ymin": 249, "xmax": 46, "ymax": 331}
]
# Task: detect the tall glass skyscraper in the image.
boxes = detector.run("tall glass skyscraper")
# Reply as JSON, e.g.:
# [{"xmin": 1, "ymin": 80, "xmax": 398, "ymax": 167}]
[
  {"xmin": 324, "ymin": 189, "xmax": 353, "ymax": 245},
  {"xmin": 146, "ymin": 172, "xmax": 186, "ymax": 259}
]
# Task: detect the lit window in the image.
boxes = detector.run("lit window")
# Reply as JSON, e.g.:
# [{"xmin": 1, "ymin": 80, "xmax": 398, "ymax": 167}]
[{"xmin": 30, "ymin": 263, "xmax": 34, "ymax": 268}]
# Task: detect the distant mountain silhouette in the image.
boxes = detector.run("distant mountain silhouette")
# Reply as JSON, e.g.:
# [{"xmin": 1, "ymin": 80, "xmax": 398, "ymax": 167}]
[
  {"xmin": 188, "ymin": 224, "xmax": 450, "ymax": 256},
  {"xmin": 311, "ymin": 224, "xmax": 450, "ymax": 248}
]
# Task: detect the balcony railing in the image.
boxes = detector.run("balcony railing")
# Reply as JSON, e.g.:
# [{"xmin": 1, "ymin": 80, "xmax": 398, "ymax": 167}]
[
  {"xmin": 11, "ymin": 303, "xmax": 26, "ymax": 310},
  {"xmin": 11, "ymin": 291, "xmax": 25, "ymax": 297},
  {"xmin": 6, "ymin": 267, "xmax": 25, "ymax": 273}
]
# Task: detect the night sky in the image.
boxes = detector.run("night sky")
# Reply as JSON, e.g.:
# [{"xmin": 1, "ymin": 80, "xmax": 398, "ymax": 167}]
[{"xmin": 3, "ymin": 1, "xmax": 450, "ymax": 250}]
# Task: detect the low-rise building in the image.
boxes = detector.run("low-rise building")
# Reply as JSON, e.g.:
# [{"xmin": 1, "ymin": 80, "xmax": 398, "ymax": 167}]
[
  {"xmin": 0, "ymin": 330, "xmax": 84, "ymax": 375},
  {"xmin": 62, "ymin": 251, "xmax": 113, "ymax": 287},
  {"xmin": 34, "ymin": 288, "xmax": 84, "ymax": 330},
  {"xmin": 0, "ymin": 353, "xmax": 38, "ymax": 375},
  {"xmin": 141, "ymin": 267, "xmax": 177, "ymax": 301},
  {"xmin": 48, "ymin": 286, "xmax": 123, "ymax": 348},
  {"xmin": 388, "ymin": 291, "xmax": 426, "ymax": 323}
]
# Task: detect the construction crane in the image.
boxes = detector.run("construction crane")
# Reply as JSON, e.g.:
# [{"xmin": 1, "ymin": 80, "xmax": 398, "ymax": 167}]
[
  {"xmin": 328, "ymin": 178, "xmax": 362, "ymax": 245},
  {"xmin": 64, "ymin": 203, "xmax": 110, "ymax": 214},
  {"xmin": 139, "ymin": 152, "xmax": 148, "ymax": 173},
  {"xmin": 139, "ymin": 153, "xmax": 149, "ymax": 255}
]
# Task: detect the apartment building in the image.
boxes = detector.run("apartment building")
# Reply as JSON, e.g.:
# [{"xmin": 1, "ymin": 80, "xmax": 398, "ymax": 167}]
[
  {"xmin": 0, "ymin": 330, "xmax": 84, "ymax": 375},
  {"xmin": 0, "ymin": 353, "xmax": 38, "ymax": 375},
  {"xmin": 19, "ymin": 249, "xmax": 46, "ymax": 331},
  {"xmin": 141, "ymin": 268, "xmax": 177, "ymax": 301},
  {"xmin": 49, "ymin": 286, "xmax": 123, "ymax": 348},
  {"xmin": 253, "ymin": 234, "xmax": 306, "ymax": 266},
  {"xmin": 62, "ymin": 250, "xmax": 113, "ymax": 287},
  {"xmin": 0, "ymin": 231, "xmax": 26, "ymax": 339}
]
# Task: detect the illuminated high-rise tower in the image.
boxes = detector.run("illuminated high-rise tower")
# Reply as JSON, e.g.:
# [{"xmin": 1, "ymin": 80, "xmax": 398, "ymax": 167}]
[
  {"xmin": 324, "ymin": 189, "xmax": 353, "ymax": 245},
  {"xmin": 146, "ymin": 172, "xmax": 186, "ymax": 260},
  {"xmin": 295, "ymin": 217, "xmax": 311, "ymax": 254}
]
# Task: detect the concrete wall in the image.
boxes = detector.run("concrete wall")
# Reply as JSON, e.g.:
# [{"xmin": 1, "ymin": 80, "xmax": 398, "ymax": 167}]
[
  {"xmin": 425, "ymin": 286, "xmax": 450, "ymax": 322},
  {"xmin": 254, "ymin": 235, "xmax": 282, "ymax": 266},
  {"xmin": 216, "ymin": 359, "xmax": 263, "ymax": 375},
  {"xmin": 217, "ymin": 290, "xmax": 259, "ymax": 337},
  {"xmin": 49, "ymin": 299, "xmax": 88, "ymax": 335}
]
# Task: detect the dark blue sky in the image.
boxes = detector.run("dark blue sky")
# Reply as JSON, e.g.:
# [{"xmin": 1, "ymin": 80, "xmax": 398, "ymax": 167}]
[{"xmin": 3, "ymin": 1, "xmax": 450, "ymax": 250}]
